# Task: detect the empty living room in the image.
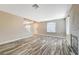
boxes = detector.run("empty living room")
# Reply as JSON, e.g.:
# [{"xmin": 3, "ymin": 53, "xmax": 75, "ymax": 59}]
[{"xmin": 0, "ymin": 4, "xmax": 79, "ymax": 55}]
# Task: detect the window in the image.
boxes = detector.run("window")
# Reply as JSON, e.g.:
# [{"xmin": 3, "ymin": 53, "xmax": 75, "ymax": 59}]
[
  {"xmin": 23, "ymin": 21, "xmax": 33, "ymax": 33},
  {"xmin": 47, "ymin": 22, "xmax": 56, "ymax": 32},
  {"xmin": 25, "ymin": 25, "xmax": 31, "ymax": 32}
]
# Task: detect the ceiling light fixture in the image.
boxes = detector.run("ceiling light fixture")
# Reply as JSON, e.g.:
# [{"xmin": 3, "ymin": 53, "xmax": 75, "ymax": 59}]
[{"xmin": 32, "ymin": 4, "xmax": 39, "ymax": 9}]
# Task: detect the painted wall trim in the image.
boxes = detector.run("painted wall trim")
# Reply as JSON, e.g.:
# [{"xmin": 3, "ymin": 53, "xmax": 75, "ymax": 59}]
[{"xmin": 0, "ymin": 35, "xmax": 33, "ymax": 45}]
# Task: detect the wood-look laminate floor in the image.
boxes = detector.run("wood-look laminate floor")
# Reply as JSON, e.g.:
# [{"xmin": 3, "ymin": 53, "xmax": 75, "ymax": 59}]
[{"xmin": 0, "ymin": 35, "xmax": 75, "ymax": 55}]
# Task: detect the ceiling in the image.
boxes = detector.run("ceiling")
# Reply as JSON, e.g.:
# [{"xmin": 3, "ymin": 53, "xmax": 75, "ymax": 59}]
[{"xmin": 0, "ymin": 4, "xmax": 72, "ymax": 22}]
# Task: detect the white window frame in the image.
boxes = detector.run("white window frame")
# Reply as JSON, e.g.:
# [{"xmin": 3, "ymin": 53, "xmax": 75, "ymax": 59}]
[
  {"xmin": 25, "ymin": 24, "xmax": 31, "ymax": 32},
  {"xmin": 47, "ymin": 22, "xmax": 56, "ymax": 32}
]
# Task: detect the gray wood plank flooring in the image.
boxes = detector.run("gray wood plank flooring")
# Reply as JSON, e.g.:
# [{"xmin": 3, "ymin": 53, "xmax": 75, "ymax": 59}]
[{"xmin": 0, "ymin": 34, "xmax": 75, "ymax": 55}]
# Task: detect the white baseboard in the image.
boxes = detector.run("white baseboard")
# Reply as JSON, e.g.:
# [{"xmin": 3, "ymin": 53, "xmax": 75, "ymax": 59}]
[{"xmin": 0, "ymin": 35, "xmax": 33, "ymax": 45}]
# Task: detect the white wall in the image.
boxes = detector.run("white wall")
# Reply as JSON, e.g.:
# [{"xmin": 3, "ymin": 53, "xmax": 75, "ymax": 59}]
[
  {"xmin": 69, "ymin": 5, "xmax": 79, "ymax": 54},
  {"xmin": 37, "ymin": 19, "xmax": 66, "ymax": 37},
  {"xmin": 0, "ymin": 11, "xmax": 33, "ymax": 44}
]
